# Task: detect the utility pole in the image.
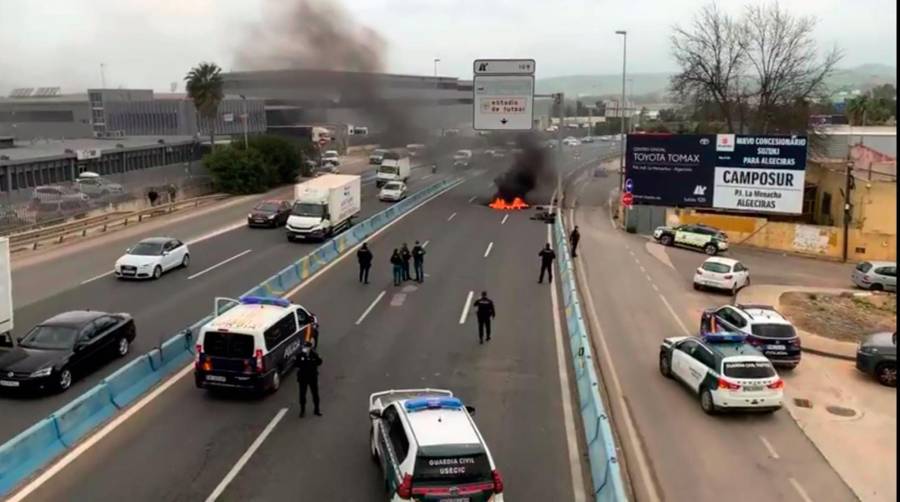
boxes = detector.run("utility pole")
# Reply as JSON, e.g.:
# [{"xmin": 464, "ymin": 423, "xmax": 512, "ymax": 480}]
[
  {"xmin": 615, "ymin": 30, "xmax": 628, "ymax": 192},
  {"xmin": 557, "ymin": 93, "xmax": 564, "ymax": 152},
  {"xmin": 842, "ymin": 160, "xmax": 854, "ymax": 262},
  {"xmin": 239, "ymin": 95, "xmax": 249, "ymax": 149}
]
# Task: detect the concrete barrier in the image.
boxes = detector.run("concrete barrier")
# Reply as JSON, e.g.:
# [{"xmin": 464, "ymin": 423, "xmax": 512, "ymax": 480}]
[
  {"xmin": 51, "ymin": 385, "xmax": 117, "ymax": 447},
  {"xmin": 158, "ymin": 332, "xmax": 193, "ymax": 375},
  {"xmin": 104, "ymin": 355, "xmax": 159, "ymax": 409},
  {"xmin": 0, "ymin": 418, "xmax": 66, "ymax": 495}
]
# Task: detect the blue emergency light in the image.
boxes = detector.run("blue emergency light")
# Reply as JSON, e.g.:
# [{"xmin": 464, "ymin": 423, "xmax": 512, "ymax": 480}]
[
  {"xmin": 404, "ymin": 397, "xmax": 463, "ymax": 413},
  {"xmin": 701, "ymin": 331, "xmax": 747, "ymax": 343},
  {"xmin": 239, "ymin": 296, "xmax": 291, "ymax": 308}
]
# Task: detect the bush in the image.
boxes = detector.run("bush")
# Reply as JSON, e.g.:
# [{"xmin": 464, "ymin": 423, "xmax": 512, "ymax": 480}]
[
  {"xmin": 237, "ymin": 135, "xmax": 303, "ymax": 184},
  {"xmin": 203, "ymin": 146, "xmax": 273, "ymax": 194}
]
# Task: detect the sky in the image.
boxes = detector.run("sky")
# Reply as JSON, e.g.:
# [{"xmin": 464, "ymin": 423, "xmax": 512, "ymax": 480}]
[{"xmin": 0, "ymin": 0, "xmax": 895, "ymax": 93}]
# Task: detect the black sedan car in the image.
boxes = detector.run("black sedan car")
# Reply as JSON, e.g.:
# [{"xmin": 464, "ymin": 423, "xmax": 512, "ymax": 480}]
[
  {"xmin": 247, "ymin": 199, "xmax": 291, "ymax": 227},
  {"xmin": 0, "ymin": 311, "xmax": 136, "ymax": 393}
]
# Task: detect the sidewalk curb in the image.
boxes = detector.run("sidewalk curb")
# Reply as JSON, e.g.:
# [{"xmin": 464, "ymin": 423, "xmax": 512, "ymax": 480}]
[{"xmin": 801, "ymin": 345, "xmax": 857, "ymax": 362}]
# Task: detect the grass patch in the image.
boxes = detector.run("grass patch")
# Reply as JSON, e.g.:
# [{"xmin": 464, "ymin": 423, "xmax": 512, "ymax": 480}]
[{"xmin": 780, "ymin": 292, "xmax": 896, "ymax": 343}]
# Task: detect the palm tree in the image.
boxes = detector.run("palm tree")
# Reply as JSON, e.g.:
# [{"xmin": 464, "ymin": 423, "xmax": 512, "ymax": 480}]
[
  {"xmin": 845, "ymin": 96, "xmax": 869, "ymax": 126},
  {"xmin": 184, "ymin": 62, "xmax": 224, "ymax": 149}
]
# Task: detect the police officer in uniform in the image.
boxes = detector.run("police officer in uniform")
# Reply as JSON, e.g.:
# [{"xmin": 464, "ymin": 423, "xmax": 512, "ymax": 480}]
[
  {"xmin": 296, "ymin": 342, "xmax": 323, "ymax": 417},
  {"xmin": 473, "ymin": 291, "xmax": 496, "ymax": 344},
  {"xmin": 357, "ymin": 242, "xmax": 373, "ymax": 284},
  {"xmin": 538, "ymin": 243, "xmax": 557, "ymax": 283},
  {"xmin": 412, "ymin": 241, "xmax": 426, "ymax": 283}
]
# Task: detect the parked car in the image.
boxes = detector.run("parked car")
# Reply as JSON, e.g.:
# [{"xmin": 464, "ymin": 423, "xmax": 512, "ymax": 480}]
[
  {"xmin": 32, "ymin": 185, "xmax": 89, "ymax": 204},
  {"xmin": 30, "ymin": 199, "xmax": 91, "ymax": 222},
  {"xmin": 74, "ymin": 171, "xmax": 125, "ymax": 198},
  {"xmin": 693, "ymin": 257, "xmax": 750, "ymax": 294},
  {"xmin": 856, "ymin": 331, "xmax": 897, "ymax": 386},
  {"xmin": 0, "ymin": 310, "xmax": 136, "ymax": 393},
  {"xmin": 654, "ymin": 224, "xmax": 729, "ymax": 255},
  {"xmin": 115, "ymin": 237, "xmax": 190, "ymax": 280},
  {"xmin": 851, "ymin": 261, "xmax": 896, "ymax": 292},
  {"xmin": 247, "ymin": 200, "xmax": 291, "ymax": 227}
]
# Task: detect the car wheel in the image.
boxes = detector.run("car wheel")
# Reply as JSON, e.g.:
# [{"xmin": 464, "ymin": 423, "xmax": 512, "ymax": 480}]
[
  {"xmin": 730, "ymin": 283, "xmax": 738, "ymax": 296},
  {"xmin": 659, "ymin": 354, "xmax": 672, "ymax": 378},
  {"xmin": 181, "ymin": 254, "xmax": 191, "ymax": 268},
  {"xmin": 57, "ymin": 367, "xmax": 73, "ymax": 392},
  {"xmin": 876, "ymin": 363, "xmax": 897, "ymax": 387},
  {"xmin": 270, "ymin": 371, "xmax": 281, "ymax": 392},
  {"xmin": 704, "ymin": 244, "xmax": 718, "ymax": 256},
  {"xmin": 287, "ymin": 234, "xmax": 294, "ymax": 242},
  {"xmin": 692, "ymin": 282, "xmax": 701, "ymax": 291},
  {"xmin": 152, "ymin": 265, "xmax": 162, "ymax": 280},
  {"xmin": 700, "ymin": 389, "xmax": 717, "ymax": 414},
  {"xmin": 870, "ymin": 283, "xmax": 884, "ymax": 292},
  {"xmin": 660, "ymin": 234, "xmax": 673, "ymax": 246},
  {"xmin": 116, "ymin": 337, "xmax": 130, "ymax": 357}
]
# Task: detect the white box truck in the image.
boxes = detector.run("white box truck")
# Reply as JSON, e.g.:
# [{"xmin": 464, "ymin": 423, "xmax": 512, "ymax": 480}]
[
  {"xmin": 287, "ymin": 174, "xmax": 361, "ymax": 241},
  {"xmin": 376, "ymin": 153, "xmax": 411, "ymax": 188},
  {"xmin": 0, "ymin": 237, "xmax": 13, "ymax": 348}
]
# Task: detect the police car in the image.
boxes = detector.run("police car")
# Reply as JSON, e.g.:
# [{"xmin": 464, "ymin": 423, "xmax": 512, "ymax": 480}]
[
  {"xmin": 653, "ymin": 224, "xmax": 729, "ymax": 255},
  {"xmin": 700, "ymin": 304, "xmax": 801, "ymax": 369},
  {"xmin": 194, "ymin": 296, "xmax": 318, "ymax": 394},
  {"xmin": 659, "ymin": 332, "xmax": 784, "ymax": 414},
  {"xmin": 368, "ymin": 389, "xmax": 505, "ymax": 501}
]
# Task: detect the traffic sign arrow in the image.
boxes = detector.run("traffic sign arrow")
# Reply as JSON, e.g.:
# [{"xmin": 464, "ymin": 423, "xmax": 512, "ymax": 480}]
[{"xmin": 500, "ymin": 118, "xmax": 508, "ymax": 125}]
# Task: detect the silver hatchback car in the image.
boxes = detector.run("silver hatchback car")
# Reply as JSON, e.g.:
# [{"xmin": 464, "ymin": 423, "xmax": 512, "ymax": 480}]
[{"xmin": 852, "ymin": 261, "xmax": 896, "ymax": 292}]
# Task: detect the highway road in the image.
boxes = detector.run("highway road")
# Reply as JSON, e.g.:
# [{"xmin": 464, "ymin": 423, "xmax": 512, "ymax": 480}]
[
  {"xmin": 0, "ymin": 163, "xmax": 453, "ymax": 443},
  {"xmin": 566, "ymin": 168, "xmax": 857, "ymax": 501},
  {"xmin": 7, "ymin": 144, "xmax": 616, "ymax": 501}
]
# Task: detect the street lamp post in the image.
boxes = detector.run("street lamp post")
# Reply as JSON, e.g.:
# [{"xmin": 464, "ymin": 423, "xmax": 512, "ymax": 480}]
[
  {"xmin": 615, "ymin": 30, "xmax": 627, "ymax": 192},
  {"xmin": 433, "ymin": 58, "xmax": 441, "ymax": 136},
  {"xmin": 433, "ymin": 58, "xmax": 440, "ymax": 77}
]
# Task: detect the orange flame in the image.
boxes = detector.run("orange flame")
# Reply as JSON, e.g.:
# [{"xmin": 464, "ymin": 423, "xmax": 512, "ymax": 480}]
[{"xmin": 489, "ymin": 197, "xmax": 530, "ymax": 210}]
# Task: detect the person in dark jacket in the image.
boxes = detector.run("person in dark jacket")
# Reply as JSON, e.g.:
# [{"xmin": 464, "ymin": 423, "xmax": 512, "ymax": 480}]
[
  {"xmin": 472, "ymin": 291, "xmax": 496, "ymax": 344},
  {"xmin": 147, "ymin": 189, "xmax": 158, "ymax": 207},
  {"xmin": 569, "ymin": 226, "xmax": 581, "ymax": 258},
  {"xmin": 412, "ymin": 241, "xmax": 426, "ymax": 283},
  {"xmin": 400, "ymin": 243, "xmax": 412, "ymax": 281},
  {"xmin": 538, "ymin": 243, "xmax": 556, "ymax": 283},
  {"xmin": 357, "ymin": 242, "xmax": 373, "ymax": 284},
  {"xmin": 390, "ymin": 249, "xmax": 403, "ymax": 286},
  {"xmin": 296, "ymin": 342, "xmax": 323, "ymax": 417}
]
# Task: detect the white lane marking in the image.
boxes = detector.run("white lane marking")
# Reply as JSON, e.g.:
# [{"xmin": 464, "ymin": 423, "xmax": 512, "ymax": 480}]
[
  {"xmin": 501, "ymin": 214, "xmax": 509, "ymax": 225},
  {"xmin": 421, "ymin": 174, "xmax": 433, "ymax": 181},
  {"xmin": 483, "ymin": 242, "xmax": 493, "ymax": 258},
  {"xmin": 758, "ymin": 435, "xmax": 780, "ymax": 460},
  {"xmin": 187, "ymin": 249, "xmax": 252, "ymax": 280},
  {"xmin": 459, "ymin": 290, "xmax": 474, "ymax": 324},
  {"xmin": 205, "ymin": 408, "xmax": 288, "ymax": 502},
  {"xmin": 645, "ymin": 274, "xmax": 652, "ymax": 282},
  {"xmin": 6, "ymin": 364, "xmax": 195, "ymax": 502},
  {"xmin": 546, "ymin": 223, "xmax": 587, "ymax": 502},
  {"xmin": 355, "ymin": 290, "xmax": 386, "ymax": 325},
  {"xmin": 422, "ymin": 240, "xmax": 430, "ymax": 248},
  {"xmin": 651, "ymin": 283, "xmax": 659, "ymax": 292},
  {"xmin": 81, "ymin": 270, "xmax": 115, "ymax": 285},
  {"xmin": 186, "ymin": 221, "xmax": 247, "ymax": 246},
  {"xmin": 468, "ymin": 195, "xmax": 477, "ymax": 203},
  {"xmin": 658, "ymin": 293, "xmax": 691, "ymax": 337},
  {"xmin": 11, "ymin": 179, "xmax": 468, "ymax": 499},
  {"xmin": 447, "ymin": 212, "xmax": 457, "ymax": 222},
  {"xmin": 569, "ymin": 212, "xmax": 662, "ymax": 502},
  {"xmin": 789, "ymin": 478, "xmax": 814, "ymax": 502},
  {"xmin": 639, "ymin": 265, "xmax": 646, "ymax": 273}
]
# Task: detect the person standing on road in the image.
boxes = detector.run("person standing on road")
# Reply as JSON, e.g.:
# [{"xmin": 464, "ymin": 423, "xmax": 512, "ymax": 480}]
[
  {"xmin": 167, "ymin": 183, "xmax": 177, "ymax": 203},
  {"xmin": 390, "ymin": 249, "xmax": 403, "ymax": 286},
  {"xmin": 357, "ymin": 242, "xmax": 373, "ymax": 284},
  {"xmin": 400, "ymin": 243, "xmax": 412, "ymax": 281},
  {"xmin": 473, "ymin": 291, "xmax": 496, "ymax": 344},
  {"xmin": 538, "ymin": 243, "xmax": 556, "ymax": 284},
  {"xmin": 569, "ymin": 226, "xmax": 581, "ymax": 258},
  {"xmin": 412, "ymin": 241, "xmax": 426, "ymax": 283},
  {"xmin": 296, "ymin": 342, "xmax": 323, "ymax": 417}
]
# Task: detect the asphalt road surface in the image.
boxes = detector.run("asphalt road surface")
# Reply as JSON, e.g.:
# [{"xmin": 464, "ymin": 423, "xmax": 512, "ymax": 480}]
[
  {"xmin": 566, "ymin": 168, "xmax": 857, "ymax": 501},
  {"xmin": 8, "ymin": 144, "xmax": 615, "ymax": 501}
]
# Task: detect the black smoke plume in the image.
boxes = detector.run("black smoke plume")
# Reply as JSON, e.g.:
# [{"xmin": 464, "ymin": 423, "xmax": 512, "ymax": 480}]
[{"xmin": 493, "ymin": 134, "xmax": 551, "ymax": 202}]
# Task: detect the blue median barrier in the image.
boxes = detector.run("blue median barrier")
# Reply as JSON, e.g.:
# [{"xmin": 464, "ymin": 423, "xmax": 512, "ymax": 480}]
[
  {"xmin": 51, "ymin": 385, "xmax": 117, "ymax": 447},
  {"xmin": 0, "ymin": 418, "xmax": 65, "ymax": 495},
  {"xmin": 104, "ymin": 354, "xmax": 158, "ymax": 409}
]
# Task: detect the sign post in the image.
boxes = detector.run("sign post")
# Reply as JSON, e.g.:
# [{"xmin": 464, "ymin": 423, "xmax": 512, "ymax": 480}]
[{"xmin": 472, "ymin": 59, "xmax": 535, "ymax": 131}]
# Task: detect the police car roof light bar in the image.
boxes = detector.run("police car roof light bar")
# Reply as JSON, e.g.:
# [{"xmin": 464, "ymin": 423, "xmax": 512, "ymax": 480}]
[
  {"xmin": 404, "ymin": 397, "xmax": 464, "ymax": 412},
  {"xmin": 239, "ymin": 296, "xmax": 291, "ymax": 308},
  {"xmin": 701, "ymin": 332, "xmax": 747, "ymax": 343}
]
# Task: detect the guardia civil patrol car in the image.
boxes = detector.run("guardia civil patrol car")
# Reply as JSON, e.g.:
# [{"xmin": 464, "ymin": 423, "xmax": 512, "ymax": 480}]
[
  {"xmin": 659, "ymin": 332, "xmax": 784, "ymax": 414},
  {"xmin": 194, "ymin": 296, "xmax": 318, "ymax": 394},
  {"xmin": 368, "ymin": 389, "xmax": 505, "ymax": 501},
  {"xmin": 653, "ymin": 224, "xmax": 729, "ymax": 255}
]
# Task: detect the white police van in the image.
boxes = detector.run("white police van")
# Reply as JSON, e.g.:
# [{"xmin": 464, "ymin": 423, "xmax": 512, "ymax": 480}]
[
  {"xmin": 368, "ymin": 389, "xmax": 505, "ymax": 501},
  {"xmin": 659, "ymin": 332, "xmax": 784, "ymax": 414},
  {"xmin": 194, "ymin": 296, "xmax": 318, "ymax": 394}
]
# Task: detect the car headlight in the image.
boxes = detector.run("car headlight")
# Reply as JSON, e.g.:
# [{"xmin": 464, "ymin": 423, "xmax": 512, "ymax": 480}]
[
  {"xmin": 248, "ymin": 213, "xmax": 253, "ymax": 219},
  {"xmin": 860, "ymin": 345, "xmax": 879, "ymax": 354},
  {"xmin": 267, "ymin": 214, "xmax": 276, "ymax": 219},
  {"xmin": 30, "ymin": 367, "xmax": 53, "ymax": 378}
]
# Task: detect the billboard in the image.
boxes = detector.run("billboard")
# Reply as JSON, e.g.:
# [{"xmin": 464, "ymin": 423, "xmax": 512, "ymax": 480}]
[{"xmin": 624, "ymin": 133, "xmax": 807, "ymax": 214}]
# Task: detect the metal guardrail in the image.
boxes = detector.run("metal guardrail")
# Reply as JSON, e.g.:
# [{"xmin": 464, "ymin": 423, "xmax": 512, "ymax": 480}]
[{"xmin": 7, "ymin": 194, "xmax": 229, "ymax": 252}]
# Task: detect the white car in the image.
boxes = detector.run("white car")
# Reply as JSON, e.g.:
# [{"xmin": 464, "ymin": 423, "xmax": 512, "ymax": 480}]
[
  {"xmin": 75, "ymin": 171, "xmax": 125, "ymax": 197},
  {"xmin": 379, "ymin": 181, "xmax": 407, "ymax": 202},
  {"xmin": 369, "ymin": 389, "xmax": 505, "ymax": 501},
  {"xmin": 693, "ymin": 257, "xmax": 750, "ymax": 293},
  {"xmin": 115, "ymin": 237, "xmax": 190, "ymax": 280}
]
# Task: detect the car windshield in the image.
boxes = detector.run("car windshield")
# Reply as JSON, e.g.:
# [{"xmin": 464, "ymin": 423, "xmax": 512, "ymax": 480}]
[
  {"xmin": 379, "ymin": 165, "xmax": 399, "ymax": 175},
  {"xmin": 323, "ymin": 152, "xmax": 338, "ymax": 158},
  {"xmin": 254, "ymin": 202, "xmax": 280, "ymax": 212},
  {"xmin": 702, "ymin": 262, "xmax": 732, "ymax": 274},
  {"xmin": 129, "ymin": 242, "xmax": 164, "ymax": 256},
  {"xmin": 856, "ymin": 262, "xmax": 873, "ymax": 273},
  {"xmin": 19, "ymin": 325, "xmax": 78, "ymax": 350},
  {"xmin": 292, "ymin": 203, "xmax": 325, "ymax": 218},
  {"xmin": 751, "ymin": 323, "xmax": 797, "ymax": 339},
  {"xmin": 723, "ymin": 361, "xmax": 777, "ymax": 379},
  {"xmin": 383, "ymin": 183, "xmax": 402, "ymax": 191}
]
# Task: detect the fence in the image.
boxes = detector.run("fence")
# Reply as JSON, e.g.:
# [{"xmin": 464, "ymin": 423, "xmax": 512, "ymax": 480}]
[
  {"xmin": 554, "ymin": 216, "xmax": 629, "ymax": 502},
  {"xmin": 0, "ymin": 176, "xmax": 461, "ymax": 498}
]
